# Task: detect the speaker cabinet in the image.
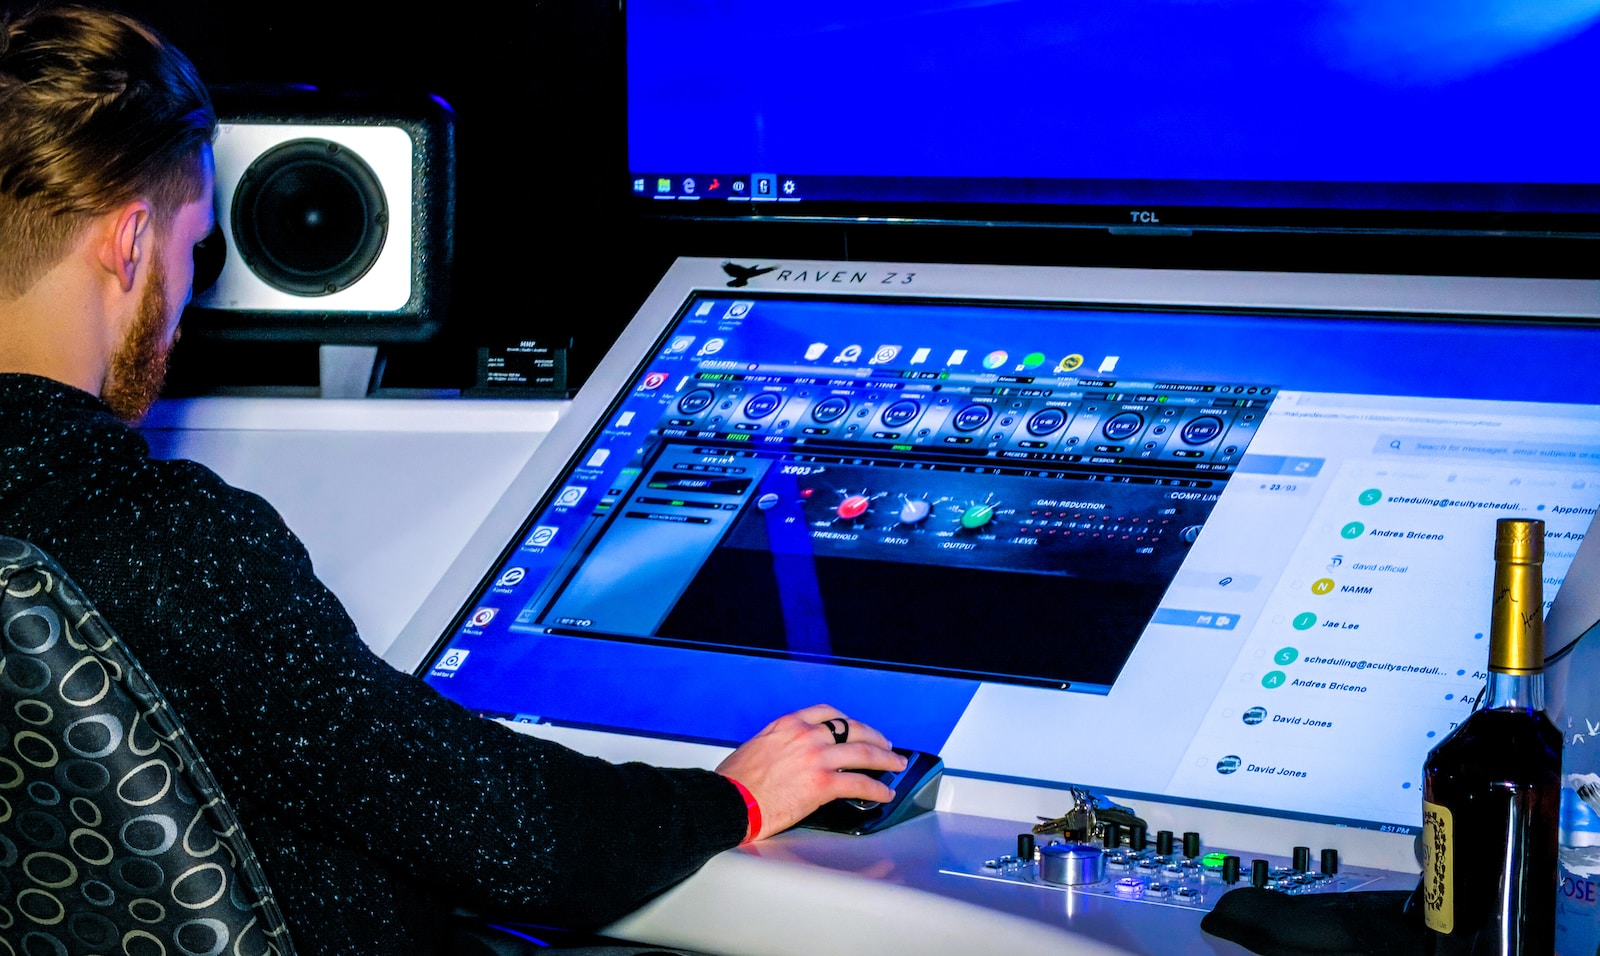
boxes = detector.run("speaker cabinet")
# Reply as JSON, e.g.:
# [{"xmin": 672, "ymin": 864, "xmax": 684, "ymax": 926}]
[{"xmin": 188, "ymin": 88, "xmax": 454, "ymax": 343}]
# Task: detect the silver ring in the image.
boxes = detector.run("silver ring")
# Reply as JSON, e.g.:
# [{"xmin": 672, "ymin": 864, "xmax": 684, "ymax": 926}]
[{"xmin": 823, "ymin": 718, "xmax": 849, "ymax": 744}]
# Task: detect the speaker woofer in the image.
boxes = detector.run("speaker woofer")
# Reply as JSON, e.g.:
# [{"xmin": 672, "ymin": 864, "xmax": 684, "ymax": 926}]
[
  {"xmin": 233, "ymin": 139, "xmax": 388, "ymax": 296},
  {"xmin": 189, "ymin": 87, "xmax": 454, "ymax": 343}
]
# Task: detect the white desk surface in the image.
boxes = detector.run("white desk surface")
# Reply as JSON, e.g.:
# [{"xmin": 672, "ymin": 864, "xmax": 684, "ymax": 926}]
[
  {"xmin": 140, "ymin": 395, "xmax": 562, "ymax": 657},
  {"xmin": 513, "ymin": 722, "xmax": 1418, "ymax": 956}
]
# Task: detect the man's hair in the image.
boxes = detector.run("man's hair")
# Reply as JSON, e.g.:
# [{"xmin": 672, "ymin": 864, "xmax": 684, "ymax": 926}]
[{"xmin": 0, "ymin": 4, "xmax": 215, "ymax": 298}]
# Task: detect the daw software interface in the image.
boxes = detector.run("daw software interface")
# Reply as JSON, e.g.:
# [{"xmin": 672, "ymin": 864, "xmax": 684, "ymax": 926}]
[{"xmin": 421, "ymin": 274, "xmax": 1600, "ymax": 836}]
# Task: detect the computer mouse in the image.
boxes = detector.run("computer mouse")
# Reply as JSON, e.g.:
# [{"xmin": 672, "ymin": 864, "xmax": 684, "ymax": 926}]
[{"xmin": 799, "ymin": 748, "xmax": 944, "ymax": 835}]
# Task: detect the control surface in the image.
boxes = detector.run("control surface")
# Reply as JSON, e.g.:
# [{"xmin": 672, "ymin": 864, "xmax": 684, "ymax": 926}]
[
  {"xmin": 950, "ymin": 837, "xmax": 1384, "ymax": 914},
  {"xmin": 607, "ymin": 804, "xmax": 1418, "ymax": 956}
]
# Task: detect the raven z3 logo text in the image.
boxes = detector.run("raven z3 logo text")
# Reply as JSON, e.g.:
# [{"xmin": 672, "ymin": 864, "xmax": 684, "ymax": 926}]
[{"xmin": 722, "ymin": 261, "xmax": 917, "ymax": 288}]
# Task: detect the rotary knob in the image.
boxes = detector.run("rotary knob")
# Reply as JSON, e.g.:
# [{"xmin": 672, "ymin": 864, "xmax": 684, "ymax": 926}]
[
  {"xmin": 1039, "ymin": 844, "xmax": 1105, "ymax": 886},
  {"xmin": 880, "ymin": 399, "xmax": 923, "ymax": 429},
  {"xmin": 677, "ymin": 388, "xmax": 715, "ymax": 415},
  {"xmin": 743, "ymin": 393, "xmax": 782, "ymax": 420},
  {"xmin": 837, "ymin": 495, "xmax": 871, "ymax": 521},
  {"xmin": 811, "ymin": 396, "xmax": 850, "ymax": 423},
  {"xmin": 899, "ymin": 498, "xmax": 932, "ymax": 524},
  {"xmin": 951, "ymin": 404, "xmax": 993, "ymax": 432},
  {"xmin": 959, "ymin": 502, "xmax": 996, "ymax": 530},
  {"xmin": 1102, "ymin": 411, "xmax": 1145, "ymax": 442},
  {"xmin": 1027, "ymin": 407, "xmax": 1068, "ymax": 436},
  {"xmin": 1180, "ymin": 415, "xmax": 1224, "ymax": 445}
]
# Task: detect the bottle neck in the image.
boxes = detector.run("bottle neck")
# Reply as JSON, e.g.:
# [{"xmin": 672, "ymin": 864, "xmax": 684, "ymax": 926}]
[{"xmin": 1484, "ymin": 668, "xmax": 1546, "ymax": 713}]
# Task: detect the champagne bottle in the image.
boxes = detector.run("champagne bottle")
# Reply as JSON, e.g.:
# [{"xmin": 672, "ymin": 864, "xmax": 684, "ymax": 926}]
[{"xmin": 1421, "ymin": 518, "xmax": 1561, "ymax": 955}]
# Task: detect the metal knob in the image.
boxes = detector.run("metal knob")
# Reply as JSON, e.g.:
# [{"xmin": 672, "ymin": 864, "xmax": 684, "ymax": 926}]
[{"xmin": 1039, "ymin": 843, "xmax": 1106, "ymax": 886}]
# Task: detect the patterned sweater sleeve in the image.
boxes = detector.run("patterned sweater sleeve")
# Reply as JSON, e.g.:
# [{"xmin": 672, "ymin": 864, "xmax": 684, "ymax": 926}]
[{"xmin": 147, "ymin": 474, "xmax": 748, "ymax": 928}]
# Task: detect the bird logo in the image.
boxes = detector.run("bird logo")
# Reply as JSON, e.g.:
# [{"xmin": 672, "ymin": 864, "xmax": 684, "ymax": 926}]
[{"xmin": 723, "ymin": 261, "xmax": 776, "ymax": 287}]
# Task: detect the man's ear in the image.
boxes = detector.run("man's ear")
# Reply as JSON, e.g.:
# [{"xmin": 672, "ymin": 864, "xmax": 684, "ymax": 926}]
[{"xmin": 99, "ymin": 201, "xmax": 153, "ymax": 292}]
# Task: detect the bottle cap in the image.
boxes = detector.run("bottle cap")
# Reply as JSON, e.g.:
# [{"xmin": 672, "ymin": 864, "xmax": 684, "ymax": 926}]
[
  {"xmin": 1495, "ymin": 518, "xmax": 1544, "ymax": 565},
  {"xmin": 1490, "ymin": 518, "xmax": 1544, "ymax": 674}
]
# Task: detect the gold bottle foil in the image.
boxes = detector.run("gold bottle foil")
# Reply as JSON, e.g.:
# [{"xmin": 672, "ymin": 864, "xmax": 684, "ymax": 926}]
[{"xmin": 1489, "ymin": 518, "xmax": 1545, "ymax": 674}]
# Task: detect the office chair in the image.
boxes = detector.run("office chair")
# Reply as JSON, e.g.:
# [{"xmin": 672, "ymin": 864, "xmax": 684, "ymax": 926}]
[{"xmin": 0, "ymin": 536, "xmax": 296, "ymax": 955}]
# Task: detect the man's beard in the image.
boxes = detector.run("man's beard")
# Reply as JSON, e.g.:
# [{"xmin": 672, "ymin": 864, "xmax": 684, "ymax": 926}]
[{"xmin": 101, "ymin": 257, "xmax": 174, "ymax": 423}]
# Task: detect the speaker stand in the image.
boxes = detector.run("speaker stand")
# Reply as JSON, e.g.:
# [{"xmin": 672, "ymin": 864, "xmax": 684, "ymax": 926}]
[{"xmin": 319, "ymin": 345, "xmax": 385, "ymax": 398}]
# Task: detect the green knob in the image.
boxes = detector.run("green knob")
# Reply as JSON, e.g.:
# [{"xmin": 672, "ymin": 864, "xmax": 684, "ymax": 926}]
[{"xmin": 961, "ymin": 503, "xmax": 995, "ymax": 529}]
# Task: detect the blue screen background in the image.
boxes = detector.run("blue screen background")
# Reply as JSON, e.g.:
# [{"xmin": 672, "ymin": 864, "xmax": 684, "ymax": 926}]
[
  {"xmin": 427, "ymin": 291, "xmax": 1600, "ymax": 755},
  {"xmin": 630, "ymin": 1, "xmax": 1600, "ymax": 199}
]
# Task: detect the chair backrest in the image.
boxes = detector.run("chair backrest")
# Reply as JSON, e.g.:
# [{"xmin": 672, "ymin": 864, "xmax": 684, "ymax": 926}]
[{"xmin": 0, "ymin": 536, "xmax": 295, "ymax": 955}]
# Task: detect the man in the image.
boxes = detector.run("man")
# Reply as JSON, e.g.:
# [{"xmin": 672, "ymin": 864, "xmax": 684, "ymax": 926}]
[{"xmin": 0, "ymin": 6, "xmax": 905, "ymax": 952}]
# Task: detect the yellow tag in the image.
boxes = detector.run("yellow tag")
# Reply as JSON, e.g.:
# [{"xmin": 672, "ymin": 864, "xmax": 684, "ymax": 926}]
[{"xmin": 1422, "ymin": 799, "xmax": 1454, "ymax": 933}]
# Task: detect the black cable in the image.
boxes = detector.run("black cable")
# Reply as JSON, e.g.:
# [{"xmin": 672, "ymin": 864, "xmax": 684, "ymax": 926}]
[{"xmin": 1545, "ymin": 617, "xmax": 1600, "ymax": 667}]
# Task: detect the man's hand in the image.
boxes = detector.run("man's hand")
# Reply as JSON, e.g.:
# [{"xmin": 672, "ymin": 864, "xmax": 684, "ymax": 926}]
[{"xmin": 715, "ymin": 703, "xmax": 908, "ymax": 841}]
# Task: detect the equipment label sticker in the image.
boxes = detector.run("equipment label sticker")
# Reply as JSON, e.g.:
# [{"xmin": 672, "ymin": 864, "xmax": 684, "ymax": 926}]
[{"xmin": 1423, "ymin": 799, "xmax": 1454, "ymax": 933}]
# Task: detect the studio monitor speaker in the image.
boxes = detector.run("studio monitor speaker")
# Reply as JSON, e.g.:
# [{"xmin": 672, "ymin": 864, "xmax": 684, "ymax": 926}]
[{"xmin": 187, "ymin": 87, "xmax": 455, "ymax": 343}]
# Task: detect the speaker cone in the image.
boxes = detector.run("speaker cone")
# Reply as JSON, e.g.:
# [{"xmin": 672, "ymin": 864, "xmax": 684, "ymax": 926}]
[{"xmin": 232, "ymin": 138, "xmax": 388, "ymax": 296}]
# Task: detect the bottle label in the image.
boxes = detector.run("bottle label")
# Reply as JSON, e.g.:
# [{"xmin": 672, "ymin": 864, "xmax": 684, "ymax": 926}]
[{"xmin": 1422, "ymin": 799, "xmax": 1454, "ymax": 933}]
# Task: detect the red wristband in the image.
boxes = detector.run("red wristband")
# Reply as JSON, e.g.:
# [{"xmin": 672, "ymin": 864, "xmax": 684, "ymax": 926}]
[{"xmin": 727, "ymin": 777, "xmax": 762, "ymax": 844}]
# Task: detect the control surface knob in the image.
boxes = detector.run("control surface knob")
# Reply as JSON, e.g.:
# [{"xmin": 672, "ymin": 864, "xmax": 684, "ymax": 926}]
[
  {"xmin": 1156, "ymin": 830, "xmax": 1174, "ymax": 856},
  {"xmin": 899, "ymin": 499, "xmax": 932, "ymax": 524},
  {"xmin": 960, "ymin": 502, "xmax": 996, "ymax": 530},
  {"xmin": 1183, "ymin": 831, "xmax": 1202, "ymax": 858},
  {"xmin": 1103, "ymin": 823, "xmax": 1123, "ymax": 849},
  {"xmin": 1320, "ymin": 848, "xmax": 1339, "ymax": 876},
  {"xmin": 1039, "ymin": 843, "xmax": 1106, "ymax": 886},
  {"xmin": 837, "ymin": 495, "xmax": 871, "ymax": 521}
]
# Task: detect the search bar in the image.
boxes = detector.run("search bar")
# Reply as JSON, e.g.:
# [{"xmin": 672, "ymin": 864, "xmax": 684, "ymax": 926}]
[{"xmin": 1377, "ymin": 435, "xmax": 1600, "ymax": 465}]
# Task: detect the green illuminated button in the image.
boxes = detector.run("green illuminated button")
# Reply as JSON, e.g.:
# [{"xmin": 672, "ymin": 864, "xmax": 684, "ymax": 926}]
[
  {"xmin": 961, "ymin": 503, "xmax": 996, "ymax": 530},
  {"xmin": 1202, "ymin": 852, "xmax": 1229, "ymax": 871}
]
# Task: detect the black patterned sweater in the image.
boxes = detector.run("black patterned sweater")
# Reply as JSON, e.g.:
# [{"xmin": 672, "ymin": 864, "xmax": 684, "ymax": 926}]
[{"xmin": 0, "ymin": 373, "xmax": 747, "ymax": 953}]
